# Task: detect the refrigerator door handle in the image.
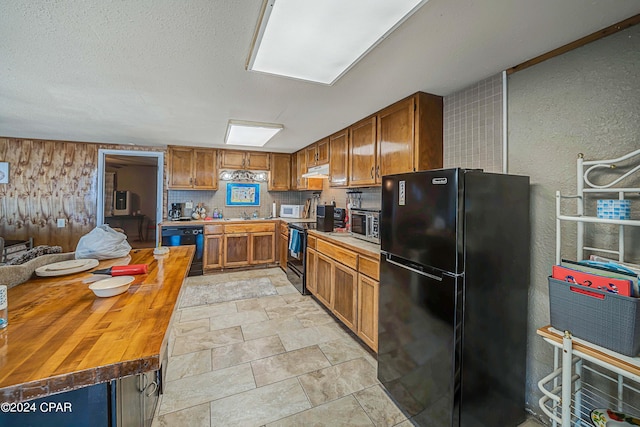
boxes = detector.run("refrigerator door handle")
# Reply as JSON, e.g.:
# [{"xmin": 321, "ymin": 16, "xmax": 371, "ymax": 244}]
[{"xmin": 384, "ymin": 255, "xmax": 443, "ymax": 281}]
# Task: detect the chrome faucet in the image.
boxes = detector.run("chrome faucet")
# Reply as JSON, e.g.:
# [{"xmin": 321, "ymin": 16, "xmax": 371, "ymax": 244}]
[{"xmin": 241, "ymin": 211, "xmax": 249, "ymax": 220}]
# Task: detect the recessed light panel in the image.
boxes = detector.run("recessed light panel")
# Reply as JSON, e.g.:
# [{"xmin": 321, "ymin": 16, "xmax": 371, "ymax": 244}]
[
  {"xmin": 225, "ymin": 120, "xmax": 283, "ymax": 147},
  {"xmin": 247, "ymin": 0, "xmax": 428, "ymax": 85}
]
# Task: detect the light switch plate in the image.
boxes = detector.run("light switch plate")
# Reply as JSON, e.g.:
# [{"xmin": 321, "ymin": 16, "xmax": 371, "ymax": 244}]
[{"xmin": 57, "ymin": 218, "xmax": 66, "ymax": 228}]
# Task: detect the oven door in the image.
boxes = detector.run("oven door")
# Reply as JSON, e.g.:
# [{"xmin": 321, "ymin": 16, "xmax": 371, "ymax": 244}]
[{"xmin": 286, "ymin": 228, "xmax": 308, "ymax": 294}]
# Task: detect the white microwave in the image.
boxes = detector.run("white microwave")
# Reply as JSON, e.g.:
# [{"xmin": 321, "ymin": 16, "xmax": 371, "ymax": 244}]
[{"xmin": 280, "ymin": 204, "xmax": 305, "ymax": 218}]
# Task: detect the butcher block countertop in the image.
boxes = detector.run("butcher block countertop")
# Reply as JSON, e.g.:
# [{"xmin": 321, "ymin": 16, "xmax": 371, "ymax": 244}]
[{"xmin": 0, "ymin": 246, "xmax": 194, "ymax": 403}]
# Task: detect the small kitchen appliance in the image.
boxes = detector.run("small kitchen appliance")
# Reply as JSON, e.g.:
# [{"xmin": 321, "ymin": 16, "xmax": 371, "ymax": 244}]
[
  {"xmin": 316, "ymin": 205, "xmax": 334, "ymax": 232},
  {"xmin": 280, "ymin": 204, "xmax": 305, "ymax": 218},
  {"xmin": 349, "ymin": 208, "xmax": 380, "ymax": 244},
  {"xmin": 169, "ymin": 203, "xmax": 187, "ymax": 221}
]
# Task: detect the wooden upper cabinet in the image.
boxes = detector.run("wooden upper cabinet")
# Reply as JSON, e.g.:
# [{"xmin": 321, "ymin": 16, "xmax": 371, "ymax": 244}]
[
  {"xmin": 168, "ymin": 146, "xmax": 217, "ymax": 190},
  {"xmin": 306, "ymin": 138, "xmax": 329, "ymax": 167},
  {"xmin": 413, "ymin": 92, "xmax": 444, "ymax": 172},
  {"xmin": 329, "ymin": 129, "xmax": 348, "ymax": 187},
  {"xmin": 219, "ymin": 150, "xmax": 270, "ymax": 170},
  {"xmin": 290, "ymin": 151, "xmax": 298, "ymax": 190},
  {"xmin": 219, "ymin": 150, "xmax": 246, "ymax": 169},
  {"xmin": 377, "ymin": 92, "xmax": 443, "ymax": 179},
  {"xmin": 376, "ymin": 97, "xmax": 415, "ymax": 180},
  {"xmin": 246, "ymin": 151, "xmax": 270, "ymax": 170},
  {"xmin": 296, "ymin": 149, "xmax": 307, "ymax": 189},
  {"xmin": 193, "ymin": 149, "xmax": 217, "ymax": 189},
  {"xmin": 168, "ymin": 147, "xmax": 193, "ymax": 188},
  {"xmin": 348, "ymin": 116, "xmax": 377, "ymax": 187},
  {"xmin": 268, "ymin": 153, "xmax": 291, "ymax": 191}
]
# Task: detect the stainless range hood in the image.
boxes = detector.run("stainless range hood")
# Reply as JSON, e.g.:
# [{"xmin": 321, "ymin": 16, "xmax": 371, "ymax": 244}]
[{"xmin": 302, "ymin": 164, "xmax": 329, "ymax": 178}]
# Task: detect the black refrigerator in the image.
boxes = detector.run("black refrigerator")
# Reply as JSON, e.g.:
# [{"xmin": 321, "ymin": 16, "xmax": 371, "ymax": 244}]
[{"xmin": 378, "ymin": 168, "xmax": 530, "ymax": 427}]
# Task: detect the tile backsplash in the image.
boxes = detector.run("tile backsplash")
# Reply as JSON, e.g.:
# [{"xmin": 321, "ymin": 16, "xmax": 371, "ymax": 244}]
[
  {"xmin": 168, "ymin": 179, "xmax": 383, "ymax": 219},
  {"xmin": 443, "ymin": 73, "xmax": 504, "ymax": 172}
]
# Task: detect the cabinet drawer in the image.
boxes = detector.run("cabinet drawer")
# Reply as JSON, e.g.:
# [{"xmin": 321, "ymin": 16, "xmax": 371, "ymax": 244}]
[
  {"xmin": 225, "ymin": 223, "xmax": 275, "ymax": 233},
  {"xmin": 204, "ymin": 224, "xmax": 224, "ymax": 234},
  {"xmin": 316, "ymin": 239, "xmax": 357, "ymax": 270},
  {"xmin": 308, "ymin": 235, "xmax": 317, "ymax": 250},
  {"xmin": 279, "ymin": 222, "xmax": 289, "ymax": 236},
  {"xmin": 358, "ymin": 256, "xmax": 379, "ymax": 281}
]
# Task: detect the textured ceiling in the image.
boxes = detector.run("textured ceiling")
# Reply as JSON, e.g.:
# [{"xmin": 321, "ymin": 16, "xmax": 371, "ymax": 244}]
[{"xmin": 1, "ymin": 1, "xmax": 639, "ymax": 153}]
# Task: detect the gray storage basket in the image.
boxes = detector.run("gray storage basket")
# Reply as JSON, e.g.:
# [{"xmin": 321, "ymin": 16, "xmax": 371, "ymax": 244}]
[{"xmin": 548, "ymin": 277, "xmax": 640, "ymax": 356}]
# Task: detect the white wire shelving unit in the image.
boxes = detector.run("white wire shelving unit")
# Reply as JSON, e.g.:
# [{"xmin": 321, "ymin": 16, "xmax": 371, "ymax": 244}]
[{"xmin": 540, "ymin": 148, "xmax": 640, "ymax": 427}]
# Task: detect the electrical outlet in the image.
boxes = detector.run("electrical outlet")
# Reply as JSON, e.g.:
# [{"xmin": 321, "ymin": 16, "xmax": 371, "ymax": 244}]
[
  {"xmin": 57, "ymin": 218, "xmax": 66, "ymax": 228},
  {"xmin": 185, "ymin": 201, "xmax": 193, "ymax": 210}
]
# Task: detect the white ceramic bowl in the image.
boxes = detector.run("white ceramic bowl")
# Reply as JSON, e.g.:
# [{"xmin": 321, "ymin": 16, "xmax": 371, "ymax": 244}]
[{"xmin": 88, "ymin": 276, "xmax": 134, "ymax": 297}]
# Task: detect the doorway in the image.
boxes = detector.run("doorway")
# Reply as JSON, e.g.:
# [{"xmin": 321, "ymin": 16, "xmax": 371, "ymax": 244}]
[{"xmin": 97, "ymin": 149, "xmax": 164, "ymax": 247}]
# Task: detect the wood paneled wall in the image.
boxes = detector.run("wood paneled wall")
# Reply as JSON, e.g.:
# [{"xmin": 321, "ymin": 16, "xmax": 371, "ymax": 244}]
[{"xmin": 0, "ymin": 138, "xmax": 166, "ymax": 252}]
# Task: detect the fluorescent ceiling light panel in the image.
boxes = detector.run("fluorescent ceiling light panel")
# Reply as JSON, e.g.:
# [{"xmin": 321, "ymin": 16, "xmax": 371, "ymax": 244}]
[
  {"xmin": 247, "ymin": 0, "xmax": 428, "ymax": 85},
  {"xmin": 225, "ymin": 120, "xmax": 283, "ymax": 147}
]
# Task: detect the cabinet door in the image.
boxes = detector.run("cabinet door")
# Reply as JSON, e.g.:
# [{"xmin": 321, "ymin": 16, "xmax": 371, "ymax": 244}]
[
  {"xmin": 349, "ymin": 116, "xmax": 377, "ymax": 187},
  {"xmin": 357, "ymin": 274, "xmax": 379, "ymax": 352},
  {"xmin": 246, "ymin": 152, "xmax": 270, "ymax": 170},
  {"xmin": 414, "ymin": 92, "xmax": 444, "ymax": 172},
  {"xmin": 333, "ymin": 262, "xmax": 358, "ymax": 331},
  {"xmin": 220, "ymin": 150, "xmax": 246, "ymax": 169},
  {"xmin": 306, "ymin": 144, "xmax": 318, "ymax": 167},
  {"xmin": 290, "ymin": 152, "xmax": 298, "ymax": 190},
  {"xmin": 224, "ymin": 233, "xmax": 250, "ymax": 267},
  {"xmin": 296, "ymin": 150, "xmax": 307, "ymax": 190},
  {"xmin": 279, "ymin": 232, "xmax": 288, "ymax": 271},
  {"xmin": 316, "ymin": 137, "xmax": 329, "ymax": 165},
  {"xmin": 193, "ymin": 149, "xmax": 217, "ymax": 190},
  {"xmin": 329, "ymin": 129, "xmax": 348, "ymax": 187},
  {"xmin": 168, "ymin": 147, "xmax": 193, "ymax": 188},
  {"xmin": 315, "ymin": 252, "xmax": 333, "ymax": 307},
  {"xmin": 306, "ymin": 247, "xmax": 318, "ymax": 295},
  {"xmin": 251, "ymin": 232, "xmax": 274, "ymax": 264},
  {"xmin": 204, "ymin": 234, "xmax": 223, "ymax": 270},
  {"xmin": 269, "ymin": 153, "xmax": 291, "ymax": 191},
  {"xmin": 377, "ymin": 96, "xmax": 414, "ymax": 180}
]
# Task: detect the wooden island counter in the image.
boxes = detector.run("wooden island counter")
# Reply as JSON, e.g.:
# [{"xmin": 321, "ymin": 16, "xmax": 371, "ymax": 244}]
[{"xmin": 0, "ymin": 246, "xmax": 194, "ymax": 426}]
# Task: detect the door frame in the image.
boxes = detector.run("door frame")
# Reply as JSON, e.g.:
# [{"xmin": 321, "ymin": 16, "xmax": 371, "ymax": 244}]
[{"xmin": 97, "ymin": 149, "xmax": 164, "ymax": 244}]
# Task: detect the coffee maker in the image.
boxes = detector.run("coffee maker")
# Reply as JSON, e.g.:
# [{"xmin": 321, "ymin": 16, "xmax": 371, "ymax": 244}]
[{"xmin": 169, "ymin": 203, "xmax": 185, "ymax": 220}]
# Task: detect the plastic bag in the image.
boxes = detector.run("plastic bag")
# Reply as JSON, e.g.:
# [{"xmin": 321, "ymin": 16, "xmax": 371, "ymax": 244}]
[{"xmin": 75, "ymin": 225, "xmax": 132, "ymax": 260}]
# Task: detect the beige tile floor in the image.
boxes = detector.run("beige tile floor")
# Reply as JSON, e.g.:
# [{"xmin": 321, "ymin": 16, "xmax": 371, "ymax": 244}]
[{"xmin": 152, "ymin": 268, "xmax": 545, "ymax": 427}]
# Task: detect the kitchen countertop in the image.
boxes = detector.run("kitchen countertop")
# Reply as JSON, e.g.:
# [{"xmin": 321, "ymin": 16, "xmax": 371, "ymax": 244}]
[
  {"xmin": 307, "ymin": 229, "xmax": 381, "ymax": 258},
  {"xmin": 160, "ymin": 217, "xmax": 316, "ymax": 227},
  {"xmin": 0, "ymin": 246, "xmax": 194, "ymax": 403}
]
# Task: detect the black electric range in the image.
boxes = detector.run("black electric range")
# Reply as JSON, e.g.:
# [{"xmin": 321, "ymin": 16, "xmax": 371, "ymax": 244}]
[{"xmin": 285, "ymin": 222, "xmax": 317, "ymax": 294}]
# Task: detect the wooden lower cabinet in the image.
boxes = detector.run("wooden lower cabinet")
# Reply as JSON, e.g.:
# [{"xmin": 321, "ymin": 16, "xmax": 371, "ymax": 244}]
[
  {"xmin": 224, "ymin": 233, "xmax": 250, "ymax": 267},
  {"xmin": 306, "ymin": 247, "xmax": 318, "ymax": 294},
  {"xmin": 309, "ymin": 233, "xmax": 379, "ymax": 352},
  {"xmin": 332, "ymin": 263, "xmax": 357, "ymax": 330},
  {"xmin": 279, "ymin": 232, "xmax": 288, "ymax": 272},
  {"xmin": 204, "ymin": 234, "xmax": 223, "ymax": 270},
  {"xmin": 357, "ymin": 274, "xmax": 379, "ymax": 351},
  {"xmin": 251, "ymin": 232, "xmax": 275, "ymax": 264},
  {"xmin": 315, "ymin": 252, "xmax": 333, "ymax": 307}
]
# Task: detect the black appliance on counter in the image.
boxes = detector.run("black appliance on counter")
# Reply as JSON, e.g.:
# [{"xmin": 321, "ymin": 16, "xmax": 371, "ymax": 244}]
[
  {"xmin": 161, "ymin": 226, "xmax": 203, "ymax": 276},
  {"xmin": 286, "ymin": 222, "xmax": 316, "ymax": 295},
  {"xmin": 333, "ymin": 208, "xmax": 346, "ymax": 229},
  {"xmin": 316, "ymin": 205, "xmax": 334, "ymax": 232},
  {"xmin": 378, "ymin": 168, "xmax": 530, "ymax": 427}
]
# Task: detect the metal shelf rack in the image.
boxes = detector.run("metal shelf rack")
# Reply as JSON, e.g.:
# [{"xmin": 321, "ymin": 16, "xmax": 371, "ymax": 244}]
[{"xmin": 540, "ymin": 149, "xmax": 640, "ymax": 426}]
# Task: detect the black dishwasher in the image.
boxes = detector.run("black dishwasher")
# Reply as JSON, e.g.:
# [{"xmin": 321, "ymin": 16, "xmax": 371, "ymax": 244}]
[{"xmin": 161, "ymin": 226, "xmax": 203, "ymax": 276}]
